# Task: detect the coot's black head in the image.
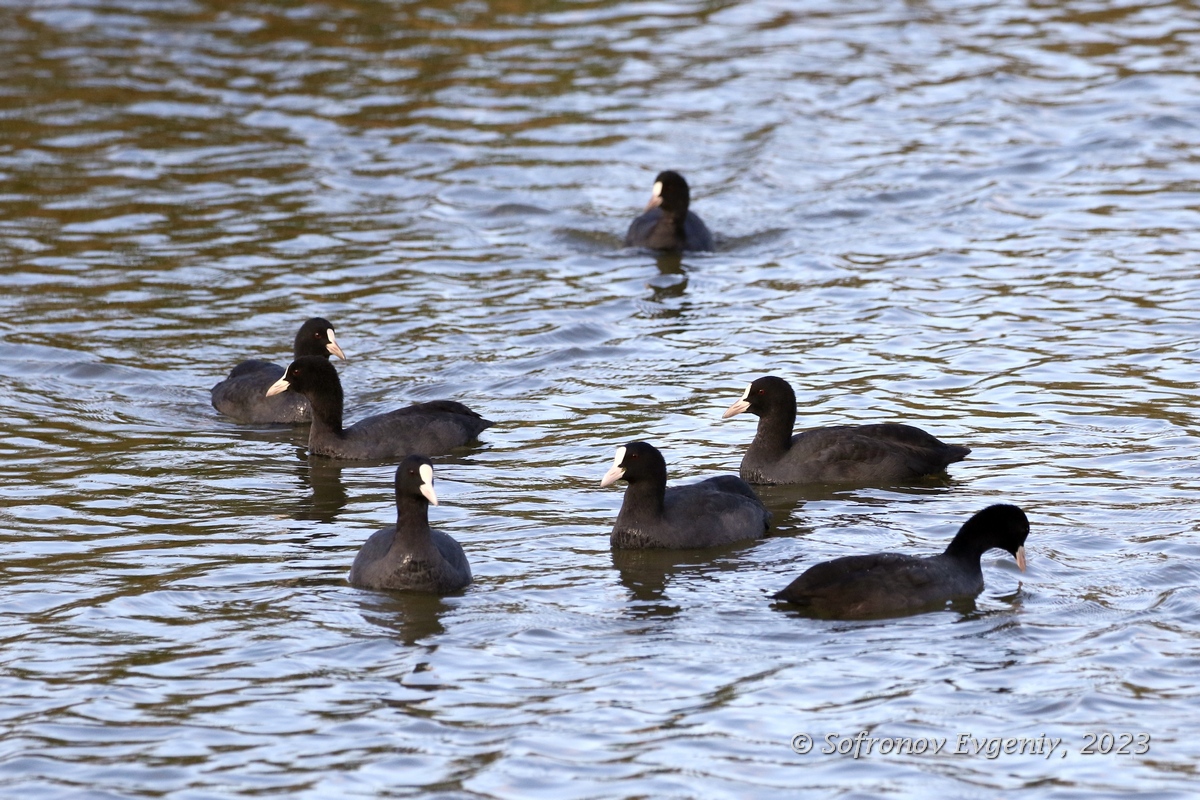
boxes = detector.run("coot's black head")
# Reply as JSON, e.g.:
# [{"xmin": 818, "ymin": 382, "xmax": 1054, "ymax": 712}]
[
  {"xmin": 722, "ymin": 375, "xmax": 796, "ymax": 420},
  {"xmin": 293, "ymin": 317, "xmax": 346, "ymax": 361},
  {"xmin": 396, "ymin": 455, "xmax": 438, "ymax": 506},
  {"xmin": 948, "ymin": 504, "xmax": 1030, "ymax": 570},
  {"xmin": 600, "ymin": 440, "xmax": 668, "ymax": 488},
  {"xmin": 265, "ymin": 355, "xmax": 342, "ymax": 399},
  {"xmin": 645, "ymin": 170, "xmax": 692, "ymax": 215}
]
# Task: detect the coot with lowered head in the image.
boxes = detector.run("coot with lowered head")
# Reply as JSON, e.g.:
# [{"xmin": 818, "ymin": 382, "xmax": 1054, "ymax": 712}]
[{"xmin": 774, "ymin": 504, "xmax": 1030, "ymax": 619}]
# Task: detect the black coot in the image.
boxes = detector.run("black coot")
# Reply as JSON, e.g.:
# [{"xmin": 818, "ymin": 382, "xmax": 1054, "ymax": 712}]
[
  {"xmin": 266, "ymin": 356, "xmax": 492, "ymax": 460},
  {"xmin": 774, "ymin": 504, "xmax": 1030, "ymax": 618},
  {"xmin": 722, "ymin": 376, "xmax": 970, "ymax": 485},
  {"xmin": 348, "ymin": 456, "xmax": 471, "ymax": 594},
  {"xmin": 624, "ymin": 171, "xmax": 714, "ymax": 252},
  {"xmin": 600, "ymin": 441, "xmax": 770, "ymax": 549},
  {"xmin": 211, "ymin": 317, "xmax": 345, "ymax": 424}
]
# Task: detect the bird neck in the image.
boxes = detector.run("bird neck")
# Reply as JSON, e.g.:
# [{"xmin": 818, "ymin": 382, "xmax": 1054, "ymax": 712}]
[
  {"xmin": 661, "ymin": 190, "xmax": 689, "ymax": 219},
  {"xmin": 307, "ymin": 384, "xmax": 345, "ymax": 437},
  {"xmin": 753, "ymin": 402, "xmax": 797, "ymax": 456},
  {"xmin": 669, "ymin": 209, "xmax": 688, "ymax": 235},
  {"xmin": 620, "ymin": 475, "xmax": 667, "ymax": 520},
  {"xmin": 395, "ymin": 495, "xmax": 432, "ymax": 545},
  {"xmin": 943, "ymin": 519, "xmax": 993, "ymax": 566}
]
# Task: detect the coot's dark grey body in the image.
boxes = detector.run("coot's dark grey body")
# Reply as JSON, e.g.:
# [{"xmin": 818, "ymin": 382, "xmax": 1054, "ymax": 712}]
[
  {"xmin": 774, "ymin": 504, "xmax": 1030, "ymax": 619},
  {"xmin": 601, "ymin": 441, "xmax": 770, "ymax": 549},
  {"xmin": 348, "ymin": 456, "xmax": 471, "ymax": 594},
  {"xmin": 624, "ymin": 171, "xmax": 714, "ymax": 252},
  {"xmin": 723, "ymin": 376, "xmax": 970, "ymax": 485},
  {"xmin": 211, "ymin": 317, "xmax": 345, "ymax": 424},
  {"xmin": 266, "ymin": 356, "xmax": 492, "ymax": 461}
]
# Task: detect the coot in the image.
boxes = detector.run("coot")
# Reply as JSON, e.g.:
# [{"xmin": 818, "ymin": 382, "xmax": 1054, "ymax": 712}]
[
  {"xmin": 722, "ymin": 376, "xmax": 970, "ymax": 485},
  {"xmin": 212, "ymin": 317, "xmax": 345, "ymax": 424},
  {"xmin": 348, "ymin": 455, "xmax": 471, "ymax": 594},
  {"xmin": 774, "ymin": 504, "xmax": 1030, "ymax": 618},
  {"xmin": 266, "ymin": 356, "xmax": 492, "ymax": 460},
  {"xmin": 600, "ymin": 441, "xmax": 770, "ymax": 549},
  {"xmin": 624, "ymin": 171, "xmax": 714, "ymax": 252}
]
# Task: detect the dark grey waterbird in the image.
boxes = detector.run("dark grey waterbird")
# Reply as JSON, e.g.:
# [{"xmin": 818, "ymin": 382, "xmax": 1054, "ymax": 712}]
[
  {"xmin": 722, "ymin": 376, "xmax": 970, "ymax": 485},
  {"xmin": 774, "ymin": 504, "xmax": 1030, "ymax": 618},
  {"xmin": 265, "ymin": 356, "xmax": 492, "ymax": 460},
  {"xmin": 211, "ymin": 317, "xmax": 345, "ymax": 424},
  {"xmin": 600, "ymin": 441, "xmax": 770, "ymax": 549},
  {"xmin": 348, "ymin": 456, "xmax": 471, "ymax": 594},
  {"xmin": 624, "ymin": 170, "xmax": 714, "ymax": 252}
]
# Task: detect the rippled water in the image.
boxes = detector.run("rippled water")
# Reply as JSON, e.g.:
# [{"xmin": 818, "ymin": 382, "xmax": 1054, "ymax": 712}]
[{"xmin": 4, "ymin": 0, "xmax": 1200, "ymax": 796}]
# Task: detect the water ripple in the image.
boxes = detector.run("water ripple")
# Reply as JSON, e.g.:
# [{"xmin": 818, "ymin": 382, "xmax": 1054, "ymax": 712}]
[{"xmin": 3, "ymin": 0, "xmax": 1200, "ymax": 796}]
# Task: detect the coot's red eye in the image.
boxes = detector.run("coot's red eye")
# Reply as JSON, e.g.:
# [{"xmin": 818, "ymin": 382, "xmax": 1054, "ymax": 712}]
[{"xmin": 757, "ymin": 389, "xmax": 765, "ymax": 395}]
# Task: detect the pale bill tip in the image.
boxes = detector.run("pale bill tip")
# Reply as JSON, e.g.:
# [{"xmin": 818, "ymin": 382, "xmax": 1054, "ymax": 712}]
[
  {"xmin": 722, "ymin": 387, "xmax": 752, "ymax": 419},
  {"xmin": 418, "ymin": 463, "xmax": 438, "ymax": 505},
  {"xmin": 645, "ymin": 181, "xmax": 664, "ymax": 210},
  {"xmin": 265, "ymin": 377, "xmax": 290, "ymax": 397},
  {"xmin": 1015, "ymin": 545, "xmax": 1027, "ymax": 572},
  {"xmin": 600, "ymin": 446, "xmax": 627, "ymax": 488},
  {"xmin": 326, "ymin": 329, "xmax": 346, "ymax": 360}
]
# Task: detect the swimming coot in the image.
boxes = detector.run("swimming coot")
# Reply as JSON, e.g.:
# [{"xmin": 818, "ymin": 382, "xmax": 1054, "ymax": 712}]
[
  {"xmin": 774, "ymin": 504, "xmax": 1030, "ymax": 618},
  {"xmin": 348, "ymin": 455, "xmax": 471, "ymax": 594},
  {"xmin": 624, "ymin": 170, "xmax": 714, "ymax": 252},
  {"xmin": 211, "ymin": 317, "xmax": 345, "ymax": 424},
  {"xmin": 722, "ymin": 376, "xmax": 970, "ymax": 485},
  {"xmin": 265, "ymin": 356, "xmax": 492, "ymax": 460},
  {"xmin": 600, "ymin": 441, "xmax": 770, "ymax": 549}
]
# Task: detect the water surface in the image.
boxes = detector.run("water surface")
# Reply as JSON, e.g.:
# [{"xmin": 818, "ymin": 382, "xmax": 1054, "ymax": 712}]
[{"xmin": 3, "ymin": 0, "xmax": 1200, "ymax": 796}]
